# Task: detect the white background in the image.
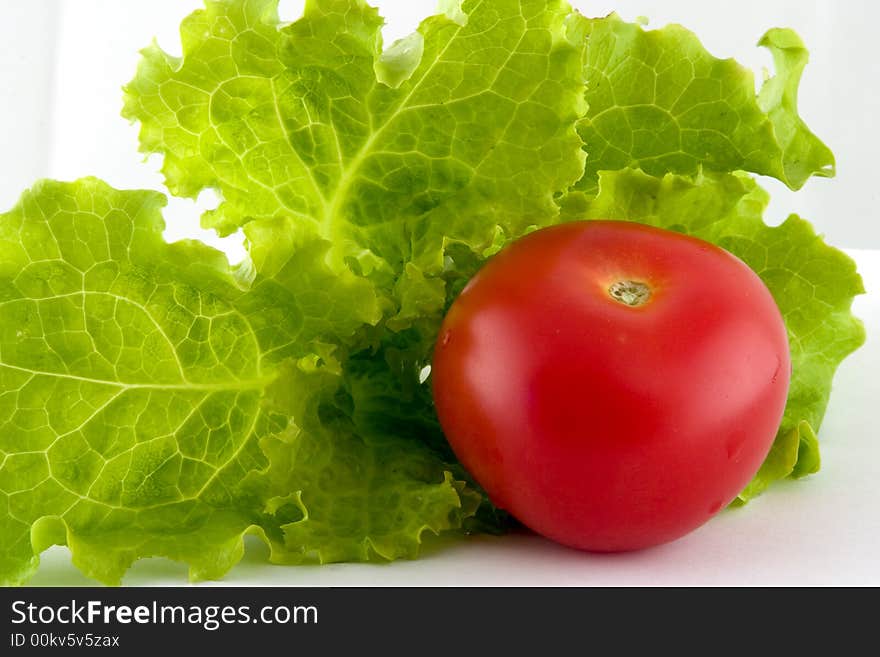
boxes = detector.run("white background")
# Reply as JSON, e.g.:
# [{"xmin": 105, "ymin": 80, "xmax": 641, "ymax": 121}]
[{"xmin": 0, "ymin": 1, "xmax": 877, "ymax": 586}]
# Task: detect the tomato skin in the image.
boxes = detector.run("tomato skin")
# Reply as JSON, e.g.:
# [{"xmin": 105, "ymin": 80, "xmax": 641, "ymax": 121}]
[{"xmin": 431, "ymin": 221, "xmax": 790, "ymax": 551}]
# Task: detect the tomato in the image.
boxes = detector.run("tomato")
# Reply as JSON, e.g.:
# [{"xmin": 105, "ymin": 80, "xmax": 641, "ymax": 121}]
[{"xmin": 431, "ymin": 221, "xmax": 790, "ymax": 551}]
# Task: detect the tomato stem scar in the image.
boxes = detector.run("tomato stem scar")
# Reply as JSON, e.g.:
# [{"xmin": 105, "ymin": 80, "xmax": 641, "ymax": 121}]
[{"xmin": 608, "ymin": 280, "xmax": 651, "ymax": 307}]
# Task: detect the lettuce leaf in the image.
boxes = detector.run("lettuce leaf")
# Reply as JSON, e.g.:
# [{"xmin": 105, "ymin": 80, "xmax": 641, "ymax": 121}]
[
  {"xmin": 0, "ymin": 178, "xmax": 276, "ymax": 584},
  {"xmin": 571, "ymin": 14, "xmax": 834, "ymax": 192},
  {"xmin": 0, "ymin": 178, "xmax": 483, "ymax": 585},
  {"xmin": 257, "ymin": 346, "xmax": 483, "ymax": 564},
  {"xmin": 123, "ymin": 0, "xmax": 587, "ymax": 320}
]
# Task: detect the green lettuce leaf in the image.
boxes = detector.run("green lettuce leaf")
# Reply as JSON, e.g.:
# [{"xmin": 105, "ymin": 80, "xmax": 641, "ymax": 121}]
[
  {"xmin": 568, "ymin": 168, "xmax": 865, "ymax": 499},
  {"xmin": 257, "ymin": 346, "xmax": 482, "ymax": 564},
  {"xmin": 0, "ymin": 178, "xmax": 477, "ymax": 585},
  {"xmin": 0, "ymin": 178, "xmax": 276, "ymax": 585},
  {"xmin": 123, "ymin": 0, "xmax": 587, "ymax": 323},
  {"xmin": 571, "ymin": 14, "xmax": 834, "ymax": 192}
]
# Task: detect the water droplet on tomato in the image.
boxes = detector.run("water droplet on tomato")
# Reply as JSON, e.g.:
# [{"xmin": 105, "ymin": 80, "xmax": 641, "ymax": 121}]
[{"xmin": 441, "ymin": 331, "xmax": 452, "ymax": 347}]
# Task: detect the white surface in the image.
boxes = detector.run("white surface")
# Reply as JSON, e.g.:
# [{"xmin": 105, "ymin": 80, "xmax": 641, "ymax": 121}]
[
  {"xmin": 0, "ymin": 0, "xmax": 877, "ymax": 585},
  {"xmin": 29, "ymin": 249, "xmax": 879, "ymax": 587}
]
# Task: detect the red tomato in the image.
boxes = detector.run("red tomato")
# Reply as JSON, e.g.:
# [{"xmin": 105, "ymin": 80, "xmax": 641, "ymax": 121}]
[{"xmin": 432, "ymin": 221, "xmax": 790, "ymax": 551}]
